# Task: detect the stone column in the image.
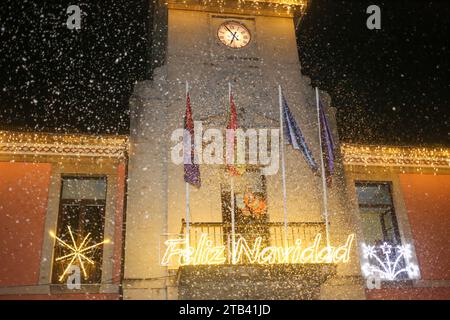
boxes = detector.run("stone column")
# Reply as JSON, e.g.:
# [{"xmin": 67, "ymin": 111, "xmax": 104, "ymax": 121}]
[{"xmin": 123, "ymin": 69, "xmax": 172, "ymax": 299}]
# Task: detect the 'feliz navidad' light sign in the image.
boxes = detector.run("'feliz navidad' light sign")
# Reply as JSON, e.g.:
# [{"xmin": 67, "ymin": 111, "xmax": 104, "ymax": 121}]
[{"xmin": 161, "ymin": 233, "xmax": 355, "ymax": 266}]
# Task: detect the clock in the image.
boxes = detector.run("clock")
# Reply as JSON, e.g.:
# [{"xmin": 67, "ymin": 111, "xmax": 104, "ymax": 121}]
[{"xmin": 217, "ymin": 21, "xmax": 251, "ymax": 49}]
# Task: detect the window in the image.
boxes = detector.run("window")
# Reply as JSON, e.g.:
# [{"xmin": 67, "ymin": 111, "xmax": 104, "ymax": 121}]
[
  {"xmin": 51, "ymin": 176, "xmax": 107, "ymax": 284},
  {"xmin": 221, "ymin": 168, "xmax": 269, "ymax": 248},
  {"xmin": 355, "ymin": 181, "xmax": 401, "ymax": 245},
  {"xmin": 355, "ymin": 181, "xmax": 417, "ymax": 281}
]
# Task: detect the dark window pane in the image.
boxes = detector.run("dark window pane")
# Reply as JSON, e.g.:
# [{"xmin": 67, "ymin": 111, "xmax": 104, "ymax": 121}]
[
  {"xmin": 52, "ymin": 176, "xmax": 107, "ymax": 285},
  {"xmin": 61, "ymin": 177, "xmax": 107, "ymax": 200},
  {"xmin": 356, "ymin": 183, "xmax": 392, "ymax": 206},
  {"xmin": 355, "ymin": 182, "xmax": 400, "ymax": 245},
  {"xmin": 359, "ymin": 207, "xmax": 399, "ymax": 244}
]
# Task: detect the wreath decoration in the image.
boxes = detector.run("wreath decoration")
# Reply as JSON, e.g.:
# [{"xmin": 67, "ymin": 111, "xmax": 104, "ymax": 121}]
[{"xmin": 243, "ymin": 191, "xmax": 267, "ymax": 218}]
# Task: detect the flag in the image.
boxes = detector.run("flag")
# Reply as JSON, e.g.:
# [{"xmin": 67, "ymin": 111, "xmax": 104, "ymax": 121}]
[
  {"xmin": 318, "ymin": 99, "xmax": 335, "ymax": 187},
  {"xmin": 183, "ymin": 90, "xmax": 201, "ymax": 188},
  {"xmin": 282, "ymin": 94, "xmax": 319, "ymax": 173},
  {"xmin": 226, "ymin": 91, "xmax": 243, "ymax": 176}
]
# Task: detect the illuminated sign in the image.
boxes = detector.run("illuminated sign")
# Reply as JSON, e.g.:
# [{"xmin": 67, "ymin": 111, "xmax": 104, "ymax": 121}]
[{"xmin": 161, "ymin": 233, "xmax": 354, "ymax": 266}]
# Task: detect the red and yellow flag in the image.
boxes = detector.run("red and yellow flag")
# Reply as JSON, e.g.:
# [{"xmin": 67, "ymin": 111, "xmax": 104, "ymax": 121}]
[{"xmin": 226, "ymin": 92, "xmax": 245, "ymax": 176}]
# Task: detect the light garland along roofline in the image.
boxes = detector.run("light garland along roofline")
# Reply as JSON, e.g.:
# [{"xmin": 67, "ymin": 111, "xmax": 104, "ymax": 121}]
[
  {"xmin": 167, "ymin": 0, "xmax": 308, "ymax": 17},
  {"xmin": 341, "ymin": 143, "xmax": 450, "ymax": 169},
  {"xmin": 0, "ymin": 130, "xmax": 129, "ymax": 158}
]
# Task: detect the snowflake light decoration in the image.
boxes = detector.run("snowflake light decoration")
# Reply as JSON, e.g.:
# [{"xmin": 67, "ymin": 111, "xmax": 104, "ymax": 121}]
[
  {"xmin": 50, "ymin": 226, "xmax": 110, "ymax": 282},
  {"xmin": 361, "ymin": 242, "xmax": 420, "ymax": 281}
]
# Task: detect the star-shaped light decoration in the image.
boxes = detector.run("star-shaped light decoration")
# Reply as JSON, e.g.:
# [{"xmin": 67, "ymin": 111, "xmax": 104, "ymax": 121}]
[
  {"xmin": 360, "ymin": 242, "xmax": 420, "ymax": 281},
  {"xmin": 380, "ymin": 242, "xmax": 392, "ymax": 255},
  {"xmin": 397, "ymin": 243, "xmax": 413, "ymax": 259},
  {"xmin": 362, "ymin": 243, "xmax": 376, "ymax": 258},
  {"xmin": 50, "ymin": 226, "xmax": 110, "ymax": 282}
]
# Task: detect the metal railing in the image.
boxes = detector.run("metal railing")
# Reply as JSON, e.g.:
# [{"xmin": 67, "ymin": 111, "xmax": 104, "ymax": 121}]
[{"xmin": 180, "ymin": 219, "xmax": 326, "ymax": 249}]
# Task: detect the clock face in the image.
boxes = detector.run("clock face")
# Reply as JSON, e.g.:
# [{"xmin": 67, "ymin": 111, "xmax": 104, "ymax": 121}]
[{"xmin": 217, "ymin": 21, "xmax": 251, "ymax": 49}]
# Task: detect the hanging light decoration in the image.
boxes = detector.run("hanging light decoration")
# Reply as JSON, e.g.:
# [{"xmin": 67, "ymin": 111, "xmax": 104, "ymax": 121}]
[{"xmin": 50, "ymin": 226, "xmax": 110, "ymax": 282}]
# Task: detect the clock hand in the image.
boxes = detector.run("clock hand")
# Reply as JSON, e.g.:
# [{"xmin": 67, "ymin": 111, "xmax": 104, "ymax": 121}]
[
  {"xmin": 225, "ymin": 26, "xmax": 239, "ymax": 43},
  {"xmin": 230, "ymin": 31, "xmax": 239, "ymax": 45},
  {"xmin": 224, "ymin": 25, "xmax": 234, "ymax": 34}
]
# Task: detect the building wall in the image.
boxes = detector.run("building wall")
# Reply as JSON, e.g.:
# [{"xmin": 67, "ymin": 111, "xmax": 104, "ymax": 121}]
[
  {"xmin": 0, "ymin": 135, "xmax": 127, "ymax": 300},
  {"xmin": 125, "ymin": 2, "xmax": 365, "ymax": 299},
  {"xmin": 112, "ymin": 163, "xmax": 126, "ymax": 285},
  {"xmin": 0, "ymin": 162, "xmax": 51, "ymax": 287},
  {"xmin": 371, "ymin": 173, "xmax": 450, "ymax": 300},
  {"xmin": 398, "ymin": 173, "xmax": 450, "ymax": 281},
  {"xmin": 366, "ymin": 287, "xmax": 450, "ymax": 300},
  {"xmin": 344, "ymin": 159, "xmax": 450, "ymax": 300},
  {"xmin": 1, "ymin": 133, "xmax": 447, "ymax": 300},
  {"xmin": 0, "ymin": 293, "xmax": 119, "ymax": 300}
]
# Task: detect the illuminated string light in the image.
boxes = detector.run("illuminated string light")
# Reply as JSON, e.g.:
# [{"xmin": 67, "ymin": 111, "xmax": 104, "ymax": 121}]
[
  {"xmin": 0, "ymin": 130, "xmax": 128, "ymax": 158},
  {"xmin": 161, "ymin": 233, "xmax": 355, "ymax": 266},
  {"xmin": 50, "ymin": 227, "xmax": 110, "ymax": 282},
  {"xmin": 168, "ymin": 0, "xmax": 308, "ymax": 16},
  {"xmin": 341, "ymin": 143, "xmax": 450, "ymax": 169},
  {"xmin": 360, "ymin": 242, "xmax": 420, "ymax": 281}
]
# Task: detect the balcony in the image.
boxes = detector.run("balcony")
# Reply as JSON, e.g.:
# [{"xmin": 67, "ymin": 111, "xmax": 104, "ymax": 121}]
[{"xmin": 175, "ymin": 220, "xmax": 336, "ymax": 299}]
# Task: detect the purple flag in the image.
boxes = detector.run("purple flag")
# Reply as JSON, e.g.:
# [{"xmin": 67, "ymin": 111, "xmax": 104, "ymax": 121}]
[{"xmin": 184, "ymin": 91, "xmax": 201, "ymax": 188}]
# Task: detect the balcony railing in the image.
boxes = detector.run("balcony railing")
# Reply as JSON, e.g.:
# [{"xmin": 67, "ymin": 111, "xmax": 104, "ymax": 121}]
[{"xmin": 180, "ymin": 219, "xmax": 326, "ymax": 249}]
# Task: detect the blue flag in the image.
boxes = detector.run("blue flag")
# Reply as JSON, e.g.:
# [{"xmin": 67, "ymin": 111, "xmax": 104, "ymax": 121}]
[{"xmin": 282, "ymin": 94, "xmax": 319, "ymax": 173}]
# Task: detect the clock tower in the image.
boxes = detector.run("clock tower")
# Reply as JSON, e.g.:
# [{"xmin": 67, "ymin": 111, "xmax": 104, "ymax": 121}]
[{"xmin": 124, "ymin": 0, "xmax": 366, "ymax": 299}]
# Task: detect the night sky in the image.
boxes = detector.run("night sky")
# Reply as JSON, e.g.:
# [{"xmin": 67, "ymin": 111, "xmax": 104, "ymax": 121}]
[
  {"xmin": 0, "ymin": 0, "xmax": 448, "ymax": 146},
  {"xmin": 298, "ymin": 0, "xmax": 449, "ymax": 146}
]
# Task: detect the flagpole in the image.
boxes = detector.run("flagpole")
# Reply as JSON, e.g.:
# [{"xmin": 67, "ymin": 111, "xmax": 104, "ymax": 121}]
[
  {"xmin": 185, "ymin": 81, "xmax": 191, "ymax": 248},
  {"xmin": 278, "ymin": 85, "xmax": 289, "ymax": 247},
  {"xmin": 229, "ymin": 82, "xmax": 236, "ymax": 262},
  {"xmin": 230, "ymin": 175, "xmax": 236, "ymax": 262},
  {"xmin": 315, "ymin": 87, "xmax": 330, "ymax": 247}
]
